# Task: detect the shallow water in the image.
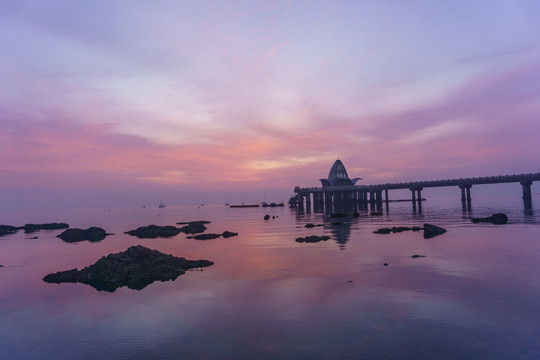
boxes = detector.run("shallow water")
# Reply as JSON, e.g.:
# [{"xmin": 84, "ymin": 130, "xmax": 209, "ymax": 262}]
[{"xmin": 1, "ymin": 196, "xmax": 539, "ymax": 359}]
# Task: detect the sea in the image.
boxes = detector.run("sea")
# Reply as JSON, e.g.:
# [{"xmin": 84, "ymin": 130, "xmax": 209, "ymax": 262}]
[{"xmin": 1, "ymin": 191, "xmax": 539, "ymax": 359}]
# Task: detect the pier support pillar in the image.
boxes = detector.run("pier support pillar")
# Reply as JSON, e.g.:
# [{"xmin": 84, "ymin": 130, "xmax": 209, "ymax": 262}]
[
  {"xmin": 459, "ymin": 184, "xmax": 472, "ymax": 210},
  {"xmin": 521, "ymin": 181, "xmax": 533, "ymax": 210},
  {"xmin": 305, "ymin": 192, "xmax": 311, "ymax": 212}
]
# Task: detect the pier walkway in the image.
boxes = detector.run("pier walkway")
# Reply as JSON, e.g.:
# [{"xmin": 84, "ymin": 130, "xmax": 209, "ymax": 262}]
[{"xmin": 294, "ymin": 172, "xmax": 540, "ymax": 212}]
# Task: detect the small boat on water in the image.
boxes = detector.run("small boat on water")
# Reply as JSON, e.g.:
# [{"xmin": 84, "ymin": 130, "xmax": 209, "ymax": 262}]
[
  {"xmin": 229, "ymin": 203, "xmax": 260, "ymax": 208},
  {"xmin": 261, "ymin": 202, "xmax": 285, "ymax": 207}
]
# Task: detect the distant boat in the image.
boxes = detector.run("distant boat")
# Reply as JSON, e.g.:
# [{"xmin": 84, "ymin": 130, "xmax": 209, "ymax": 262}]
[
  {"xmin": 229, "ymin": 203, "xmax": 260, "ymax": 208},
  {"xmin": 261, "ymin": 202, "xmax": 284, "ymax": 207},
  {"xmin": 158, "ymin": 197, "xmax": 166, "ymax": 208}
]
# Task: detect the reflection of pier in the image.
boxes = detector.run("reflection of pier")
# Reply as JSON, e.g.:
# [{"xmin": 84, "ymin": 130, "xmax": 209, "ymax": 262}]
[{"xmin": 293, "ymin": 160, "xmax": 539, "ymax": 212}]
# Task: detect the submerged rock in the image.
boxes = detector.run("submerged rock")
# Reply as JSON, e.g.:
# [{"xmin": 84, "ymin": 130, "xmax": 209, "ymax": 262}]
[
  {"xmin": 43, "ymin": 245, "xmax": 213, "ymax": 292},
  {"xmin": 412, "ymin": 254, "xmax": 426, "ymax": 258},
  {"xmin": 193, "ymin": 233, "xmax": 221, "ymax": 240},
  {"xmin": 125, "ymin": 225, "xmax": 182, "ymax": 238},
  {"xmin": 471, "ymin": 213, "xmax": 508, "ymax": 225},
  {"xmin": 22, "ymin": 223, "xmax": 69, "ymax": 233},
  {"xmin": 264, "ymin": 215, "xmax": 271, "ymax": 220},
  {"xmin": 295, "ymin": 235, "xmax": 331, "ymax": 243},
  {"xmin": 373, "ymin": 226, "xmax": 423, "ymax": 234},
  {"xmin": 221, "ymin": 231, "xmax": 238, "ymax": 238},
  {"xmin": 423, "ymin": 224, "xmax": 447, "ymax": 239},
  {"xmin": 57, "ymin": 227, "xmax": 111, "ymax": 242}
]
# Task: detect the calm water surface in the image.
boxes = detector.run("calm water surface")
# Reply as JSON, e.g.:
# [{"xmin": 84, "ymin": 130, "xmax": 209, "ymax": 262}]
[{"xmin": 1, "ymin": 196, "xmax": 540, "ymax": 359}]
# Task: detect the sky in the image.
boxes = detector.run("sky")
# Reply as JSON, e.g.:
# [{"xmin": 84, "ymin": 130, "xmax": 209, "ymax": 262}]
[{"xmin": 1, "ymin": 0, "xmax": 540, "ymax": 209}]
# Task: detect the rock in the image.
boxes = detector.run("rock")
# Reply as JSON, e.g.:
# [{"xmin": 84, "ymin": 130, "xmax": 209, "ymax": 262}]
[
  {"xmin": 176, "ymin": 220, "xmax": 211, "ymax": 225},
  {"xmin": 221, "ymin": 231, "xmax": 238, "ymax": 238},
  {"xmin": 373, "ymin": 226, "xmax": 423, "ymax": 234},
  {"xmin": 264, "ymin": 215, "xmax": 270, "ymax": 220},
  {"xmin": 0, "ymin": 265, "xmax": 3, "ymax": 268},
  {"xmin": 22, "ymin": 223, "xmax": 69, "ymax": 233},
  {"xmin": 193, "ymin": 233, "xmax": 221, "ymax": 240},
  {"xmin": 125, "ymin": 225, "xmax": 182, "ymax": 238},
  {"xmin": 423, "ymin": 224, "xmax": 447, "ymax": 239},
  {"xmin": 305, "ymin": 223, "xmax": 316, "ymax": 228},
  {"xmin": 178, "ymin": 222, "xmax": 207, "ymax": 234},
  {"xmin": 57, "ymin": 227, "xmax": 111, "ymax": 242},
  {"xmin": 471, "ymin": 213, "xmax": 508, "ymax": 225},
  {"xmin": 295, "ymin": 235, "xmax": 331, "ymax": 243},
  {"xmin": 412, "ymin": 254, "xmax": 426, "ymax": 258},
  {"xmin": 43, "ymin": 245, "xmax": 213, "ymax": 292},
  {"xmin": 0, "ymin": 225, "xmax": 19, "ymax": 237},
  {"xmin": 384, "ymin": 263, "xmax": 388, "ymax": 266}
]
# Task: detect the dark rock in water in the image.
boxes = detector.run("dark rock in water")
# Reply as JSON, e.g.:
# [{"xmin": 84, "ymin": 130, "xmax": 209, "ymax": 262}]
[
  {"xmin": 330, "ymin": 213, "xmax": 348, "ymax": 218},
  {"xmin": 57, "ymin": 227, "xmax": 111, "ymax": 242},
  {"xmin": 264, "ymin": 215, "xmax": 270, "ymax": 220},
  {"xmin": 0, "ymin": 225, "xmax": 19, "ymax": 237},
  {"xmin": 471, "ymin": 213, "xmax": 508, "ymax": 225},
  {"xmin": 221, "ymin": 231, "xmax": 238, "ymax": 238},
  {"xmin": 295, "ymin": 235, "xmax": 331, "ymax": 243},
  {"xmin": 43, "ymin": 245, "xmax": 213, "ymax": 292},
  {"xmin": 176, "ymin": 220, "xmax": 211, "ymax": 225},
  {"xmin": 384, "ymin": 263, "xmax": 388, "ymax": 266},
  {"xmin": 193, "ymin": 233, "xmax": 221, "ymax": 240},
  {"xmin": 374, "ymin": 226, "xmax": 423, "ymax": 234},
  {"xmin": 22, "ymin": 223, "xmax": 69, "ymax": 233},
  {"xmin": 305, "ymin": 223, "xmax": 323, "ymax": 228},
  {"xmin": 178, "ymin": 222, "xmax": 207, "ymax": 234},
  {"xmin": 28, "ymin": 236, "xmax": 38, "ymax": 239},
  {"xmin": 412, "ymin": 254, "xmax": 426, "ymax": 258},
  {"xmin": 423, "ymin": 224, "xmax": 447, "ymax": 239},
  {"xmin": 0, "ymin": 265, "xmax": 3, "ymax": 268},
  {"xmin": 125, "ymin": 225, "xmax": 181, "ymax": 238}
]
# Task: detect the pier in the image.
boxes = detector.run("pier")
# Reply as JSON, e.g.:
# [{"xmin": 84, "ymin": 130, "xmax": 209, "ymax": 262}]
[{"xmin": 293, "ymin": 160, "xmax": 539, "ymax": 213}]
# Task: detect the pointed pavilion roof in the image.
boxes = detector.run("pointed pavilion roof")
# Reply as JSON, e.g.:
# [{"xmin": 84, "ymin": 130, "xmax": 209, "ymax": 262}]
[{"xmin": 320, "ymin": 159, "xmax": 361, "ymax": 187}]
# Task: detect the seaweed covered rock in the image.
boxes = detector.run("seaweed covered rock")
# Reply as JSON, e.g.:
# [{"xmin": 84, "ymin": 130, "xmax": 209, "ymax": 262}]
[
  {"xmin": 373, "ymin": 226, "xmax": 423, "ymax": 234},
  {"xmin": 295, "ymin": 235, "xmax": 331, "ymax": 243},
  {"xmin": 43, "ymin": 245, "xmax": 213, "ymax": 292},
  {"xmin": 125, "ymin": 225, "xmax": 182, "ymax": 238},
  {"xmin": 423, "ymin": 224, "xmax": 447, "ymax": 239},
  {"xmin": 0, "ymin": 225, "xmax": 19, "ymax": 237},
  {"xmin": 57, "ymin": 227, "xmax": 111, "ymax": 242},
  {"xmin": 471, "ymin": 213, "xmax": 508, "ymax": 225}
]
